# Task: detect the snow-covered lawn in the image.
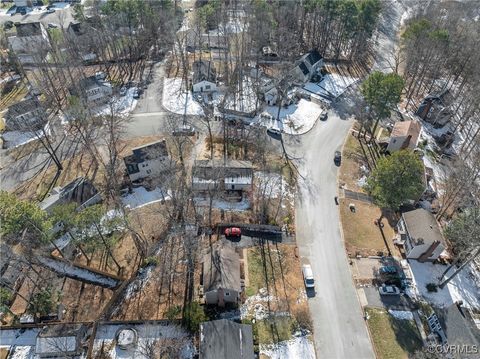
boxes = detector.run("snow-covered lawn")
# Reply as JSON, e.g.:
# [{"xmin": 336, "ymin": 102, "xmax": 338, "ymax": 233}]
[
  {"xmin": 121, "ymin": 186, "xmax": 170, "ymax": 210},
  {"xmin": 260, "ymin": 335, "xmax": 316, "ymax": 359},
  {"xmin": 408, "ymin": 260, "xmax": 480, "ymax": 309},
  {"xmin": 93, "ymin": 323, "xmax": 194, "ymax": 359},
  {"xmin": 193, "ymin": 196, "xmax": 250, "ymax": 211},
  {"xmin": 162, "ymin": 78, "xmax": 204, "ymax": 116},
  {"xmin": 304, "ymin": 73, "xmax": 358, "ymax": 100},
  {"xmin": 1, "ymin": 123, "xmax": 50, "ymax": 149},
  {"xmin": 260, "ymin": 99, "xmax": 324, "ymax": 135},
  {"xmin": 240, "ymin": 289, "xmax": 276, "ymax": 320},
  {"xmin": 93, "ymin": 87, "xmax": 138, "ymax": 117}
]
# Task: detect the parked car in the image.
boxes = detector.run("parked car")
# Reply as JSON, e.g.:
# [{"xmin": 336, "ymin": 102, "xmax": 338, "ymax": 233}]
[
  {"xmin": 172, "ymin": 124, "xmax": 195, "ymax": 136},
  {"xmin": 224, "ymin": 227, "xmax": 241, "ymax": 237},
  {"xmin": 47, "ymin": 23, "xmax": 58, "ymax": 29},
  {"xmin": 302, "ymin": 264, "xmax": 315, "ymax": 289},
  {"xmin": 334, "ymin": 151, "xmax": 342, "ymax": 166},
  {"xmin": 119, "ymin": 87, "xmax": 127, "ymax": 96},
  {"xmin": 132, "ymin": 88, "xmax": 140, "ymax": 99},
  {"xmin": 267, "ymin": 128, "xmax": 282, "ymax": 139},
  {"xmin": 95, "ymin": 71, "xmax": 106, "ymax": 81},
  {"xmin": 320, "ymin": 112, "xmax": 328, "ymax": 121},
  {"xmin": 379, "ymin": 266, "xmax": 398, "ymax": 275},
  {"xmin": 379, "ymin": 285, "xmax": 400, "ymax": 296},
  {"xmin": 46, "ymin": 8, "xmax": 55, "ymax": 13}
]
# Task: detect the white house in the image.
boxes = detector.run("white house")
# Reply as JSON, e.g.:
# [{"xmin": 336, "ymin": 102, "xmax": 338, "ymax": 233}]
[
  {"xmin": 4, "ymin": 98, "xmax": 45, "ymax": 132},
  {"xmin": 8, "ymin": 22, "xmax": 51, "ymax": 64},
  {"xmin": 123, "ymin": 140, "xmax": 170, "ymax": 183},
  {"xmin": 202, "ymin": 240, "xmax": 241, "ymax": 307},
  {"xmin": 192, "ymin": 159, "xmax": 253, "ymax": 192},
  {"xmin": 192, "ymin": 60, "xmax": 217, "ymax": 93},
  {"xmin": 397, "ymin": 208, "xmax": 446, "ymax": 262},
  {"xmin": 387, "ymin": 120, "xmax": 422, "ymax": 153},
  {"xmin": 264, "ymin": 87, "xmax": 278, "ymax": 106},
  {"xmin": 70, "ymin": 76, "xmax": 113, "ymax": 105}
]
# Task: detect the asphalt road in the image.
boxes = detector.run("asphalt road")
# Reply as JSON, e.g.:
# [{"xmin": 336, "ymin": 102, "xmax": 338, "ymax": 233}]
[{"xmin": 286, "ymin": 101, "xmax": 375, "ymax": 358}]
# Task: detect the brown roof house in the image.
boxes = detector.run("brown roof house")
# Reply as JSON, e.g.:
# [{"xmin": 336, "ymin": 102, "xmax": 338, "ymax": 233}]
[
  {"xmin": 202, "ymin": 240, "xmax": 241, "ymax": 307},
  {"xmin": 387, "ymin": 120, "xmax": 422, "ymax": 153},
  {"xmin": 397, "ymin": 208, "xmax": 446, "ymax": 262}
]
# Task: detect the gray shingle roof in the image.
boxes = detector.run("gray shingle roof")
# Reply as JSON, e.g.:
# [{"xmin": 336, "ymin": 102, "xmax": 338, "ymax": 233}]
[
  {"xmin": 402, "ymin": 208, "xmax": 445, "ymax": 246},
  {"xmin": 203, "ymin": 241, "xmax": 240, "ymax": 292},
  {"xmin": 200, "ymin": 319, "xmax": 254, "ymax": 359}
]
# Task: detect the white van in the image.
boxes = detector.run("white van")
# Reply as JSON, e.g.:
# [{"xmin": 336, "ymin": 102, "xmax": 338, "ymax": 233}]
[{"xmin": 302, "ymin": 264, "xmax": 315, "ymax": 288}]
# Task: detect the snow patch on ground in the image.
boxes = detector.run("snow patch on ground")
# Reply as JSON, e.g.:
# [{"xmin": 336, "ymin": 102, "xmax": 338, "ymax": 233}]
[
  {"xmin": 3, "ymin": 346, "xmax": 32, "ymax": 359},
  {"xmin": 304, "ymin": 74, "xmax": 358, "ymax": 99},
  {"xmin": 1, "ymin": 123, "xmax": 50, "ymax": 149},
  {"xmin": 241, "ymin": 289, "xmax": 276, "ymax": 320},
  {"xmin": 254, "ymin": 171, "xmax": 294, "ymax": 204},
  {"xmin": 260, "ymin": 335, "xmax": 316, "ymax": 359},
  {"xmin": 121, "ymin": 186, "xmax": 170, "ymax": 210},
  {"xmin": 388, "ymin": 310, "xmax": 414, "ymax": 320},
  {"xmin": 193, "ymin": 196, "xmax": 250, "ymax": 211},
  {"xmin": 408, "ymin": 260, "xmax": 480, "ymax": 309},
  {"xmin": 259, "ymin": 99, "xmax": 324, "ymax": 135},
  {"xmin": 162, "ymin": 78, "xmax": 204, "ymax": 116},
  {"xmin": 93, "ymin": 88, "xmax": 138, "ymax": 117}
]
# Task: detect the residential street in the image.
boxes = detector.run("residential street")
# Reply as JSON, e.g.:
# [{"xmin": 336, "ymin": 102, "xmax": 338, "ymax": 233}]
[
  {"xmin": 288, "ymin": 2, "xmax": 407, "ymax": 357},
  {"xmin": 287, "ymin": 101, "xmax": 375, "ymax": 359}
]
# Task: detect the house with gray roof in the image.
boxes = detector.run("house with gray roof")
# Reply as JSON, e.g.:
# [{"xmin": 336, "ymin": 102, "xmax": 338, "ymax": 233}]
[
  {"xmin": 192, "ymin": 60, "xmax": 217, "ymax": 93},
  {"xmin": 123, "ymin": 139, "xmax": 170, "ymax": 183},
  {"xmin": 202, "ymin": 240, "xmax": 241, "ymax": 307},
  {"xmin": 4, "ymin": 98, "xmax": 46, "ymax": 132},
  {"xmin": 7, "ymin": 22, "xmax": 50, "ymax": 63},
  {"xmin": 35, "ymin": 323, "xmax": 87, "ymax": 358},
  {"xmin": 292, "ymin": 49, "xmax": 324, "ymax": 84},
  {"xmin": 192, "ymin": 159, "xmax": 253, "ymax": 192},
  {"xmin": 397, "ymin": 208, "xmax": 446, "ymax": 262},
  {"xmin": 200, "ymin": 319, "xmax": 254, "ymax": 359}
]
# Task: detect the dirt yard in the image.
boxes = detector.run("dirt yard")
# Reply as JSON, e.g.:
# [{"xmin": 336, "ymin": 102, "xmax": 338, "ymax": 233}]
[
  {"xmin": 244, "ymin": 243, "xmax": 311, "ymax": 340},
  {"xmin": 339, "ymin": 199, "xmax": 399, "ymax": 257}
]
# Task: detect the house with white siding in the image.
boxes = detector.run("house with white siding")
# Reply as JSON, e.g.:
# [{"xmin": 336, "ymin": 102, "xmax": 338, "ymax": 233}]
[
  {"xmin": 8, "ymin": 22, "xmax": 50, "ymax": 64},
  {"xmin": 192, "ymin": 159, "xmax": 253, "ymax": 193},
  {"xmin": 123, "ymin": 140, "xmax": 170, "ymax": 183}
]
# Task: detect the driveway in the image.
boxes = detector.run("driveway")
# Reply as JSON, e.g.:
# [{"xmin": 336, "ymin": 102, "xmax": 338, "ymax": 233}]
[{"xmin": 286, "ymin": 103, "xmax": 375, "ymax": 359}]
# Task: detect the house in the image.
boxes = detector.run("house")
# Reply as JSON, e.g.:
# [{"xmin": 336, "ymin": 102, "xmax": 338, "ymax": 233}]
[
  {"xmin": 39, "ymin": 177, "xmax": 101, "ymax": 213},
  {"xmin": 69, "ymin": 76, "xmax": 113, "ymax": 105},
  {"xmin": 66, "ymin": 21, "xmax": 98, "ymax": 62},
  {"xmin": 35, "ymin": 324, "xmax": 87, "ymax": 358},
  {"xmin": 199, "ymin": 319, "xmax": 254, "ymax": 359},
  {"xmin": 192, "ymin": 60, "xmax": 217, "ymax": 93},
  {"xmin": 292, "ymin": 49, "xmax": 324, "ymax": 84},
  {"xmin": 186, "ymin": 28, "xmax": 228, "ymax": 50},
  {"xmin": 192, "ymin": 159, "xmax": 253, "ymax": 192},
  {"xmin": 3, "ymin": 98, "xmax": 46, "ymax": 132},
  {"xmin": 202, "ymin": 240, "xmax": 241, "ymax": 306},
  {"xmin": 123, "ymin": 140, "xmax": 170, "ymax": 183},
  {"xmin": 387, "ymin": 120, "xmax": 422, "ymax": 153},
  {"xmin": 397, "ymin": 208, "xmax": 446, "ymax": 262},
  {"xmin": 7, "ymin": 22, "xmax": 50, "ymax": 64},
  {"xmin": 437, "ymin": 304, "xmax": 480, "ymax": 357},
  {"xmin": 264, "ymin": 87, "xmax": 278, "ymax": 106},
  {"xmin": 219, "ymin": 75, "xmax": 260, "ymax": 121},
  {"xmin": 416, "ymin": 89, "xmax": 453, "ymax": 129}
]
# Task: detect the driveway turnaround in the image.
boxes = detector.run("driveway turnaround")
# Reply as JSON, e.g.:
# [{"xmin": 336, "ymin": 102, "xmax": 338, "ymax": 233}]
[{"xmin": 288, "ymin": 109, "xmax": 375, "ymax": 359}]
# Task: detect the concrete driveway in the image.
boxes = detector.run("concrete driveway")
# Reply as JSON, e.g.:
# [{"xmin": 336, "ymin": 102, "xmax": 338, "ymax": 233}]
[{"xmin": 286, "ymin": 103, "xmax": 375, "ymax": 358}]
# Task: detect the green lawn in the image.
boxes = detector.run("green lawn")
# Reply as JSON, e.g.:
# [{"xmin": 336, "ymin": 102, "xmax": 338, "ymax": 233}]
[
  {"xmin": 255, "ymin": 316, "xmax": 295, "ymax": 344},
  {"xmin": 366, "ymin": 307, "xmax": 423, "ymax": 359}
]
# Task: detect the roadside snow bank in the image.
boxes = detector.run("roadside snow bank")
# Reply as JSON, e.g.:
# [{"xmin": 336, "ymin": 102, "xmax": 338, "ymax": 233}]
[
  {"xmin": 162, "ymin": 78, "xmax": 204, "ymax": 116},
  {"xmin": 408, "ymin": 260, "xmax": 480, "ymax": 309},
  {"xmin": 1, "ymin": 123, "xmax": 50, "ymax": 149},
  {"xmin": 260, "ymin": 99, "xmax": 324, "ymax": 135},
  {"xmin": 260, "ymin": 335, "xmax": 315, "ymax": 359}
]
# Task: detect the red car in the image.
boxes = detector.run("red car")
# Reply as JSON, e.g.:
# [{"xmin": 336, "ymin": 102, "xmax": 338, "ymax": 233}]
[{"xmin": 224, "ymin": 227, "xmax": 241, "ymax": 237}]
